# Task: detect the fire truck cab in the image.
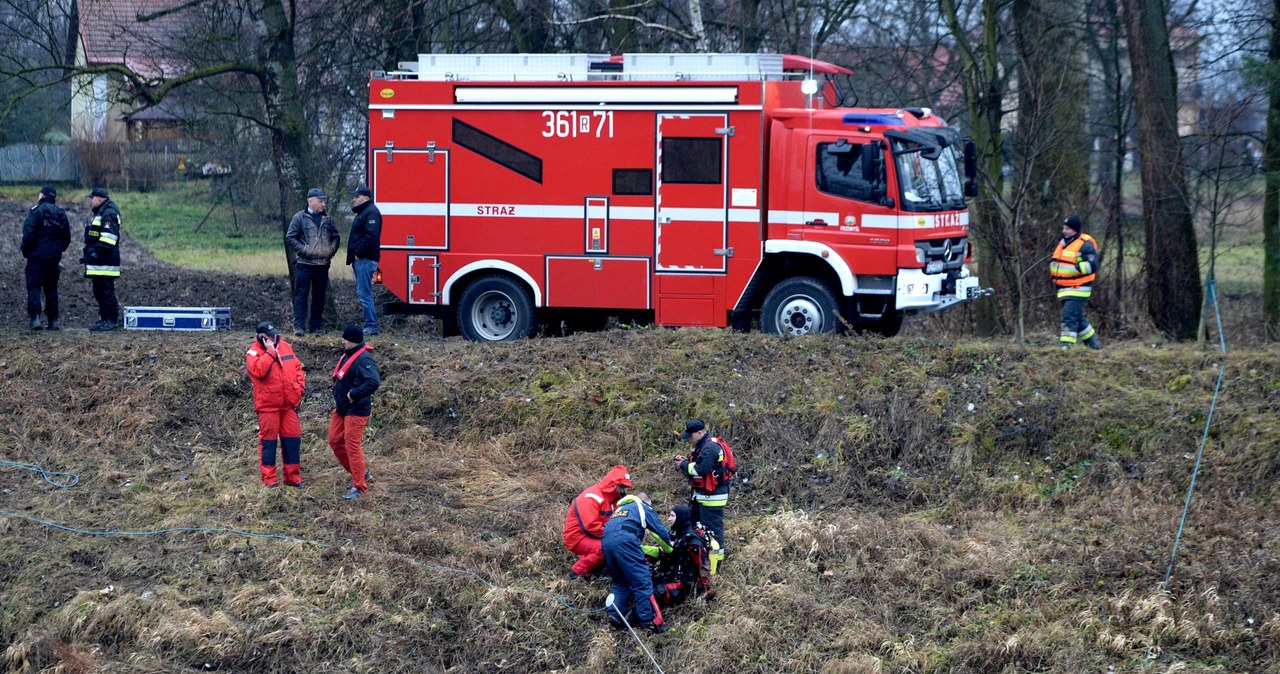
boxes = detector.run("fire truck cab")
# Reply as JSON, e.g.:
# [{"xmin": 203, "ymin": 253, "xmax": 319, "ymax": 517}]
[{"xmin": 367, "ymin": 53, "xmax": 988, "ymax": 341}]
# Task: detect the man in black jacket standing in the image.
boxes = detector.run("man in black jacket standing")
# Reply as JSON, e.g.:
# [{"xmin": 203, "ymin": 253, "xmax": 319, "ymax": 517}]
[
  {"xmin": 83, "ymin": 187, "xmax": 122, "ymax": 331},
  {"xmin": 21, "ymin": 185, "xmax": 71, "ymax": 330},
  {"xmin": 347, "ymin": 185, "xmax": 382, "ymax": 335},
  {"xmin": 285, "ymin": 188, "xmax": 341, "ymax": 335},
  {"xmin": 330, "ymin": 325, "xmax": 380, "ymax": 501}
]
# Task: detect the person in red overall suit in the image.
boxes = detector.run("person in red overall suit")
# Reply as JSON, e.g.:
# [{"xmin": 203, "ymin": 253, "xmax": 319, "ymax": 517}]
[
  {"xmin": 245, "ymin": 321, "xmax": 306, "ymax": 487},
  {"xmin": 563, "ymin": 464, "xmax": 633, "ymax": 579},
  {"xmin": 330, "ymin": 325, "xmax": 380, "ymax": 501}
]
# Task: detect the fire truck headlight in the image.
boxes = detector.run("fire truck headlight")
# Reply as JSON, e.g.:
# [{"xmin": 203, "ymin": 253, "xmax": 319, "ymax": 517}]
[
  {"xmin": 915, "ymin": 248, "xmax": 926, "ymax": 265},
  {"xmin": 925, "ymin": 261, "xmax": 943, "ymax": 274},
  {"xmin": 907, "ymin": 283, "xmax": 931, "ymax": 297},
  {"xmin": 801, "ymin": 79, "xmax": 819, "ymax": 96}
]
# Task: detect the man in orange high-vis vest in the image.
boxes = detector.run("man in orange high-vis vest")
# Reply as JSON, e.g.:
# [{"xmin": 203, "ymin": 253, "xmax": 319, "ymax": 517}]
[{"xmin": 1050, "ymin": 214, "xmax": 1101, "ymax": 350}]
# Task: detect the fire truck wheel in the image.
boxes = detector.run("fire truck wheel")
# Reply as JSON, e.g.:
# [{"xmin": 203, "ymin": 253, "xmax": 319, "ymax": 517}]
[
  {"xmin": 761, "ymin": 277, "xmax": 840, "ymax": 336},
  {"xmin": 457, "ymin": 275, "xmax": 536, "ymax": 341}
]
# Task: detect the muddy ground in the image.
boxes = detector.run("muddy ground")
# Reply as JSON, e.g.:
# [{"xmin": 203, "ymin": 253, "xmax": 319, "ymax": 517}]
[{"xmin": 0, "ymin": 193, "xmax": 375, "ymax": 333}]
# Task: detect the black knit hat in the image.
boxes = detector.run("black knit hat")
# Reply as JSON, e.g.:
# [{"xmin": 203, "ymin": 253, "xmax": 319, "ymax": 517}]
[
  {"xmin": 40, "ymin": 185, "xmax": 57, "ymax": 199},
  {"xmin": 342, "ymin": 324, "xmax": 364, "ymax": 343},
  {"xmin": 1063, "ymin": 214, "xmax": 1083, "ymax": 233}
]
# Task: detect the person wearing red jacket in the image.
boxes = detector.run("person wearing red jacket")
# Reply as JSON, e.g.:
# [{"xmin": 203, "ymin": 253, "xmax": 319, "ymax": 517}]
[
  {"xmin": 246, "ymin": 321, "xmax": 306, "ymax": 487},
  {"xmin": 563, "ymin": 465, "xmax": 633, "ymax": 579}
]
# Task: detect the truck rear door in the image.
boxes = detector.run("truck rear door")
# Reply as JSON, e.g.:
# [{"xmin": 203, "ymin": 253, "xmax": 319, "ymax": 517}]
[
  {"xmin": 655, "ymin": 113, "xmax": 728, "ymax": 272},
  {"xmin": 372, "ymin": 147, "xmax": 450, "ymax": 305}
]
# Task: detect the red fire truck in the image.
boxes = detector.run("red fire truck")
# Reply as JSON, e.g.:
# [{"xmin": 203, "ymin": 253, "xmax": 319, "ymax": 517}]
[{"xmin": 367, "ymin": 53, "xmax": 988, "ymax": 341}]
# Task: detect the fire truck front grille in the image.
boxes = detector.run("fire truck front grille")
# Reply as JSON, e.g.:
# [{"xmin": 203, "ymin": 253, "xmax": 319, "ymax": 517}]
[{"xmin": 916, "ymin": 237, "xmax": 968, "ymax": 271}]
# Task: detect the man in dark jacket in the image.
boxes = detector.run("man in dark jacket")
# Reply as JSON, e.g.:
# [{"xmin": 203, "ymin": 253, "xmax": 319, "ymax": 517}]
[
  {"xmin": 330, "ymin": 324, "xmax": 380, "ymax": 500},
  {"xmin": 347, "ymin": 185, "xmax": 382, "ymax": 335},
  {"xmin": 675, "ymin": 419, "xmax": 729, "ymax": 566},
  {"xmin": 82, "ymin": 187, "xmax": 121, "ymax": 331},
  {"xmin": 21, "ymin": 184, "xmax": 71, "ymax": 330},
  {"xmin": 286, "ymin": 188, "xmax": 341, "ymax": 335}
]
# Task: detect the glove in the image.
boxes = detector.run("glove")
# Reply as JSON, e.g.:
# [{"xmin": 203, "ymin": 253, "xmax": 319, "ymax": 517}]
[{"xmin": 78, "ymin": 256, "xmax": 86, "ymax": 264}]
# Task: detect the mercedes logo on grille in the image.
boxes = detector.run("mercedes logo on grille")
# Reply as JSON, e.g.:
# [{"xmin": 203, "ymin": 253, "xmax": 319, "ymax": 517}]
[{"xmin": 942, "ymin": 241, "xmax": 954, "ymax": 262}]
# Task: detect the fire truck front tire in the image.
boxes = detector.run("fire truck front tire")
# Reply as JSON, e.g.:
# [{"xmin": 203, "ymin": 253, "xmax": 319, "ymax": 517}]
[
  {"xmin": 761, "ymin": 277, "xmax": 841, "ymax": 336},
  {"xmin": 457, "ymin": 275, "xmax": 536, "ymax": 342}
]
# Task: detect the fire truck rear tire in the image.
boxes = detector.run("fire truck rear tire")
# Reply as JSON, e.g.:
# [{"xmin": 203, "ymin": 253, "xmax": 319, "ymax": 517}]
[
  {"xmin": 761, "ymin": 277, "xmax": 841, "ymax": 336},
  {"xmin": 457, "ymin": 275, "xmax": 536, "ymax": 342}
]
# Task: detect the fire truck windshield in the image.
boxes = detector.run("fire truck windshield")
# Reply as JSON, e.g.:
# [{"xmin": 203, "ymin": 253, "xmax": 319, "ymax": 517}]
[{"xmin": 892, "ymin": 140, "xmax": 965, "ymax": 213}]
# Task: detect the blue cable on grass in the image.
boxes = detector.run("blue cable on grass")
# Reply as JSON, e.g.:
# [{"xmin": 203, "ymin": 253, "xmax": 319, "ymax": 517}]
[
  {"xmin": 1162, "ymin": 278, "xmax": 1227, "ymax": 586},
  {"xmin": 0, "ymin": 458, "xmax": 80, "ymax": 488}
]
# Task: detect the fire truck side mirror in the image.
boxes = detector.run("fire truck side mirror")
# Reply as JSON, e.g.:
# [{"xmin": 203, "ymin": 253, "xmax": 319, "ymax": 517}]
[{"xmin": 963, "ymin": 139, "xmax": 979, "ymax": 197}]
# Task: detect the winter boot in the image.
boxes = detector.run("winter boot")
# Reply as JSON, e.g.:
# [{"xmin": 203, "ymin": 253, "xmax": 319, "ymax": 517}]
[{"xmin": 1084, "ymin": 335, "xmax": 1102, "ymax": 350}]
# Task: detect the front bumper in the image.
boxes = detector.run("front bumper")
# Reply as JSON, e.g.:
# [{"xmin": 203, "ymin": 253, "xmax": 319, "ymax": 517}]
[{"xmin": 894, "ymin": 266, "xmax": 994, "ymax": 312}]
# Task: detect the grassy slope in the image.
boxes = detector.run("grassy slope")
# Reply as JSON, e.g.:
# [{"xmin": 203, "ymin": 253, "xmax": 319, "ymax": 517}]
[{"xmin": 2, "ymin": 329, "xmax": 1279, "ymax": 673}]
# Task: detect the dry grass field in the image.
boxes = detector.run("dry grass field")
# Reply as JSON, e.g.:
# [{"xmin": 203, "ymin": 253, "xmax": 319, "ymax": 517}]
[{"xmin": 2, "ymin": 329, "xmax": 1278, "ymax": 673}]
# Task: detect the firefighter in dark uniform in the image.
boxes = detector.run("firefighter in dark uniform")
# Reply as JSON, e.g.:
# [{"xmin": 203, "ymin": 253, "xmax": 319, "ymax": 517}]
[
  {"xmin": 20, "ymin": 184, "xmax": 71, "ymax": 330},
  {"xmin": 1050, "ymin": 214, "xmax": 1101, "ymax": 349},
  {"xmin": 602, "ymin": 492, "xmax": 673, "ymax": 633},
  {"xmin": 83, "ymin": 187, "xmax": 122, "ymax": 331},
  {"xmin": 675, "ymin": 419, "xmax": 729, "ymax": 568}
]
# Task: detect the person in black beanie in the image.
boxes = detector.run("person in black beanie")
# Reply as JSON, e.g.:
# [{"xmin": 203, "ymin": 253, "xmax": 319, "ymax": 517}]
[
  {"xmin": 1049, "ymin": 214, "xmax": 1101, "ymax": 350},
  {"xmin": 329, "ymin": 324, "xmax": 380, "ymax": 500},
  {"xmin": 21, "ymin": 184, "xmax": 71, "ymax": 330}
]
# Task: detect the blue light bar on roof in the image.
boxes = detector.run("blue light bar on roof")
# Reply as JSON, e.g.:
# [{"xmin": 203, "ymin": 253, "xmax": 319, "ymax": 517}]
[{"xmin": 842, "ymin": 113, "xmax": 906, "ymax": 126}]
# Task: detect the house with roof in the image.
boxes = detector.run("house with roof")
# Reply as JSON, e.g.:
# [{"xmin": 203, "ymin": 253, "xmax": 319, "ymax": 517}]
[{"xmin": 71, "ymin": 0, "xmax": 188, "ymax": 143}]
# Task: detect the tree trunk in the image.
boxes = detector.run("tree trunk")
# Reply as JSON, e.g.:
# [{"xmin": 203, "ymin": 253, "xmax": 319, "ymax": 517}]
[
  {"xmin": 1121, "ymin": 0, "xmax": 1201, "ymax": 339},
  {"xmin": 1265, "ymin": 0, "xmax": 1280, "ymax": 340},
  {"xmin": 256, "ymin": 0, "xmax": 317, "ymax": 290}
]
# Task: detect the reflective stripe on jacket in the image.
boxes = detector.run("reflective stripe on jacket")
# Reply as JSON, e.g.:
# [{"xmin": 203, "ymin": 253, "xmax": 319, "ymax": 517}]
[
  {"xmin": 83, "ymin": 199, "xmax": 122, "ymax": 277},
  {"xmin": 1050, "ymin": 233, "xmax": 1099, "ymax": 287}
]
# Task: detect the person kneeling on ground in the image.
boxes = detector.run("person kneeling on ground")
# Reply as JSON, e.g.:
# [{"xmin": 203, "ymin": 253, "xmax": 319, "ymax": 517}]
[
  {"xmin": 644, "ymin": 504, "xmax": 721, "ymax": 607},
  {"xmin": 563, "ymin": 465, "xmax": 633, "ymax": 580},
  {"xmin": 602, "ymin": 492, "xmax": 673, "ymax": 634}
]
